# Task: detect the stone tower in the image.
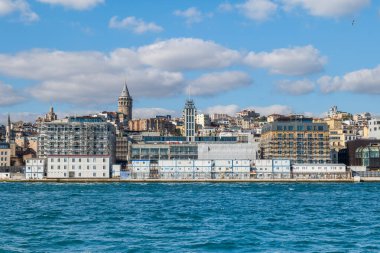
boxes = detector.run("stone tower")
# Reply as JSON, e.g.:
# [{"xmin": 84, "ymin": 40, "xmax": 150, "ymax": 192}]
[
  {"xmin": 118, "ymin": 82, "xmax": 133, "ymax": 121},
  {"xmin": 5, "ymin": 114, "xmax": 12, "ymax": 143}
]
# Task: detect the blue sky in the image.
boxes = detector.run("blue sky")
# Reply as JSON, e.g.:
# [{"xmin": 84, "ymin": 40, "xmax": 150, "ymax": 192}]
[{"xmin": 0, "ymin": 0, "xmax": 380, "ymax": 123}]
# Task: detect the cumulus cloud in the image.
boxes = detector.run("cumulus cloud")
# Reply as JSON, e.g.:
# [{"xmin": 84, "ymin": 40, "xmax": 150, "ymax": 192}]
[
  {"xmin": 250, "ymin": 104, "xmax": 293, "ymax": 115},
  {"xmin": 174, "ymin": 7, "xmax": 208, "ymax": 24},
  {"xmin": 276, "ymin": 79, "xmax": 315, "ymax": 95},
  {"xmin": 109, "ymin": 16, "xmax": 163, "ymax": 34},
  {"xmin": 282, "ymin": 0, "xmax": 370, "ymax": 17},
  {"xmin": 138, "ymin": 38, "xmax": 241, "ymax": 71},
  {"xmin": 318, "ymin": 65, "xmax": 380, "ymax": 94},
  {"xmin": 134, "ymin": 108, "xmax": 178, "ymax": 119},
  {"xmin": 236, "ymin": 0, "xmax": 277, "ymax": 21},
  {"xmin": 187, "ymin": 71, "xmax": 252, "ymax": 96},
  {"xmin": 244, "ymin": 45, "xmax": 327, "ymax": 76},
  {"xmin": 0, "ymin": 48, "xmax": 185, "ymax": 104},
  {"xmin": 0, "ymin": 81, "xmax": 25, "ymax": 106},
  {"xmin": 0, "ymin": 0, "xmax": 38, "ymax": 22},
  {"xmin": 37, "ymin": 0, "xmax": 104, "ymax": 10}
]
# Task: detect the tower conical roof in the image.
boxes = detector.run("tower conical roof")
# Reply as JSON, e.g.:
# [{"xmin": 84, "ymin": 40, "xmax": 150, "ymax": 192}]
[{"xmin": 120, "ymin": 82, "xmax": 131, "ymax": 97}]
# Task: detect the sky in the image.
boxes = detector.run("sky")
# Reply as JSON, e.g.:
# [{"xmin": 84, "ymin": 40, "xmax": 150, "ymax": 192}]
[{"xmin": 0, "ymin": 0, "xmax": 380, "ymax": 123}]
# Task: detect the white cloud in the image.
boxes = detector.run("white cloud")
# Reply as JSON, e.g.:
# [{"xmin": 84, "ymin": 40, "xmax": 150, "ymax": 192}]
[
  {"xmin": 174, "ymin": 7, "xmax": 210, "ymax": 24},
  {"xmin": 0, "ymin": 81, "xmax": 25, "ymax": 106},
  {"xmin": 204, "ymin": 104, "xmax": 241, "ymax": 116},
  {"xmin": 282, "ymin": 0, "xmax": 370, "ymax": 17},
  {"xmin": 187, "ymin": 71, "xmax": 252, "ymax": 96},
  {"xmin": 276, "ymin": 79, "xmax": 315, "ymax": 95},
  {"xmin": 0, "ymin": 0, "xmax": 38, "ymax": 22},
  {"xmin": 318, "ymin": 65, "xmax": 380, "ymax": 94},
  {"xmin": 109, "ymin": 16, "xmax": 163, "ymax": 34},
  {"xmin": 236, "ymin": 0, "xmax": 277, "ymax": 21},
  {"xmin": 244, "ymin": 45, "xmax": 327, "ymax": 76},
  {"xmin": 250, "ymin": 104, "xmax": 293, "ymax": 115},
  {"xmin": 37, "ymin": 0, "xmax": 104, "ymax": 10},
  {"xmin": 138, "ymin": 38, "xmax": 241, "ymax": 71},
  {"xmin": 134, "ymin": 108, "xmax": 177, "ymax": 119},
  {"xmin": 0, "ymin": 48, "xmax": 185, "ymax": 104}
]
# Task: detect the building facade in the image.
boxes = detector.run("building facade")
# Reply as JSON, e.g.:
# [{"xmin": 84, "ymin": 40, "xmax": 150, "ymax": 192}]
[
  {"xmin": 25, "ymin": 158, "xmax": 46, "ymax": 179},
  {"xmin": 0, "ymin": 143, "xmax": 11, "ymax": 167},
  {"xmin": 368, "ymin": 118, "xmax": 380, "ymax": 139},
  {"xmin": 260, "ymin": 117, "xmax": 330, "ymax": 164},
  {"xmin": 183, "ymin": 99, "xmax": 196, "ymax": 142},
  {"xmin": 37, "ymin": 117, "xmax": 116, "ymax": 161},
  {"xmin": 46, "ymin": 155, "xmax": 111, "ymax": 178}
]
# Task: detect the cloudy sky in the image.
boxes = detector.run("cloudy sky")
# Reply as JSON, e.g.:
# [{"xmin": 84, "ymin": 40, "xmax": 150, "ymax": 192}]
[{"xmin": 0, "ymin": 0, "xmax": 379, "ymax": 123}]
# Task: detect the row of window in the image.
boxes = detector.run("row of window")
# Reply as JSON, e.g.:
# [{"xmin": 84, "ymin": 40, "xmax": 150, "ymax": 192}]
[
  {"xmin": 0, "ymin": 157, "xmax": 8, "ymax": 161},
  {"xmin": 50, "ymin": 165, "xmax": 107, "ymax": 170},
  {"xmin": 0, "ymin": 151, "xmax": 8, "ymax": 155},
  {"xmin": 49, "ymin": 158, "xmax": 107, "ymax": 163}
]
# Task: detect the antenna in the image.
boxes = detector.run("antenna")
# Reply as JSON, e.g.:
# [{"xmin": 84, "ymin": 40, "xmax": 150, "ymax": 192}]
[{"xmin": 187, "ymin": 85, "xmax": 191, "ymax": 100}]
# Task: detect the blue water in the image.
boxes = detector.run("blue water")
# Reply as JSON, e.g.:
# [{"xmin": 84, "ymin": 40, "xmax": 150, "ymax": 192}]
[{"xmin": 0, "ymin": 183, "xmax": 380, "ymax": 252}]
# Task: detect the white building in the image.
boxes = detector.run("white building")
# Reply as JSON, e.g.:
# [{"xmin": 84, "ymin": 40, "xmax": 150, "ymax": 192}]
[
  {"xmin": 130, "ymin": 160, "xmax": 150, "ymax": 179},
  {"xmin": 47, "ymin": 155, "xmax": 111, "ymax": 178},
  {"xmin": 292, "ymin": 164, "xmax": 348, "ymax": 179},
  {"xmin": 196, "ymin": 114, "xmax": 211, "ymax": 128},
  {"xmin": 25, "ymin": 159, "xmax": 46, "ymax": 179},
  {"xmin": 252, "ymin": 159, "xmax": 291, "ymax": 179},
  {"xmin": 368, "ymin": 118, "xmax": 380, "ymax": 139}
]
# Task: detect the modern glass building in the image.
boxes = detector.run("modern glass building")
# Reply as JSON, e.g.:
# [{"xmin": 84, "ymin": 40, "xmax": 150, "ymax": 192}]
[{"xmin": 355, "ymin": 144, "xmax": 380, "ymax": 169}]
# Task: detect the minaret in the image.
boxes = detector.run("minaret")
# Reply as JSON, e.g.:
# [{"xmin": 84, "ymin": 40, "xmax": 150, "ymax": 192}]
[
  {"xmin": 5, "ymin": 114, "xmax": 11, "ymax": 143},
  {"xmin": 118, "ymin": 82, "xmax": 133, "ymax": 121},
  {"xmin": 183, "ymin": 99, "xmax": 196, "ymax": 142}
]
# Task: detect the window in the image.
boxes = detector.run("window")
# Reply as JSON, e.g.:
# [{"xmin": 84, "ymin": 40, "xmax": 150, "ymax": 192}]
[{"xmin": 93, "ymin": 173, "xmax": 96, "ymax": 177}]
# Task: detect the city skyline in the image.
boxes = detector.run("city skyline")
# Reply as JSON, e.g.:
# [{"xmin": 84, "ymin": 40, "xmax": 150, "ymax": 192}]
[{"xmin": 1, "ymin": 0, "xmax": 380, "ymax": 123}]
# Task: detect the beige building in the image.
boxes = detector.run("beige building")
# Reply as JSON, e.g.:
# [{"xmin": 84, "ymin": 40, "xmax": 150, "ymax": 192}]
[
  {"xmin": 260, "ymin": 117, "xmax": 330, "ymax": 164},
  {"xmin": 0, "ymin": 143, "xmax": 11, "ymax": 167}
]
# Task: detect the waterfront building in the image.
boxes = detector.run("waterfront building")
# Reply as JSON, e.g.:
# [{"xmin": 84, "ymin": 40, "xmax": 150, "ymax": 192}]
[
  {"xmin": 260, "ymin": 116, "xmax": 330, "ymax": 164},
  {"xmin": 46, "ymin": 155, "xmax": 111, "ymax": 178},
  {"xmin": 368, "ymin": 118, "xmax": 380, "ymax": 139},
  {"xmin": 25, "ymin": 158, "xmax": 46, "ymax": 179},
  {"xmin": 340, "ymin": 139, "xmax": 380, "ymax": 167},
  {"xmin": 118, "ymin": 82, "xmax": 133, "ymax": 122},
  {"xmin": 129, "ymin": 160, "xmax": 151, "ymax": 179},
  {"xmin": 292, "ymin": 163, "xmax": 349, "ymax": 179},
  {"xmin": 183, "ymin": 99, "xmax": 196, "ymax": 142},
  {"xmin": 37, "ymin": 116, "xmax": 116, "ymax": 161},
  {"xmin": 0, "ymin": 143, "xmax": 11, "ymax": 167},
  {"xmin": 355, "ymin": 144, "xmax": 380, "ymax": 170},
  {"xmin": 252, "ymin": 159, "xmax": 291, "ymax": 179}
]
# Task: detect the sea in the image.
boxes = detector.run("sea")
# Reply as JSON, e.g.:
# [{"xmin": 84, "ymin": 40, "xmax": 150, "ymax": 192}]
[{"xmin": 0, "ymin": 182, "xmax": 379, "ymax": 252}]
